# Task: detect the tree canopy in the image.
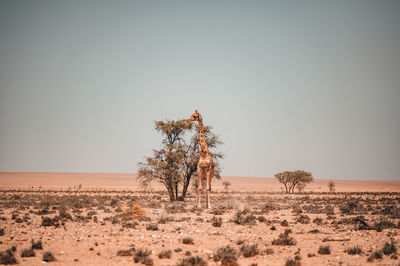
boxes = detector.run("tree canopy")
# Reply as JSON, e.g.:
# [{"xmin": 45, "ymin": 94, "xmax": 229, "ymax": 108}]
[
  {"xmin": 274, "ymin": 170, "xmax": 314, "ymax": 194},
  {"xmin": 137, "ymin": 119, "xmax": 223, "ymax": 201}
]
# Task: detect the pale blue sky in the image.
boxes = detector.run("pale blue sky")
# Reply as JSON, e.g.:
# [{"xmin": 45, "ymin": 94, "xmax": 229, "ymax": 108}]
[{"xmin": 0, "ymin": 1, "xmax": 399, "ymax": 179}]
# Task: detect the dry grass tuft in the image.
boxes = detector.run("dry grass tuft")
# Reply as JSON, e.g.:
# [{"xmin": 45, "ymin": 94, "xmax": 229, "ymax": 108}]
[
  {"xmin": 177, "ymin": 256, "xmax": 207, "ymax": 266},
  {"xmin": 318, "ymin": 245, "xmax": 331, "ymax": 255}
]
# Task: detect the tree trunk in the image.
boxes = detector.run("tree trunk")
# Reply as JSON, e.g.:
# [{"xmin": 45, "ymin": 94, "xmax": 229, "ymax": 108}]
[
  {"xmin": 166, "ymin": 183, "xmax": 175, "ymax": 201},
  {"xmin": 175, "ymin": 182, "xmax": 178, "ymax": 200},
  {"xmin": 178, "ymin": 174, "xmax": 192, "ymax": 201}
]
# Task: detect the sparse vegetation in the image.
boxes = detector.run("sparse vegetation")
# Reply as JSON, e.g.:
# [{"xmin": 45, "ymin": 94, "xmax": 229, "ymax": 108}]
[
  {"xmin": 42, "ymin": 251, "xmax": 56, "ymax": 262},
  {"xmin": 382, "ymin": 241, "xmax": 396, "ymax": 255},
  {"xmin": 158, "ymin": 250, "xmax": 172, "ymax": 259},
  {"xmin": 134, "ymin": 249, "xmax": 152, "ymax": 265},
  {"xmin": 116, "ymin": 248, "xmax": 134, "ymax": 256},
  {"xmin": 272, "ymin": 229, "xmax": 296, "ymax": 246},
  {"xmin": 177, "ymin": 256, "xmax": 207, "ymax": 266},
  {"xmin": 21, "ymin": 248, "xmax": 35, "ymax": 257},
  {"xmin": 367, "ymin": 251, "xmax": 383, "ymax": 262},
  {"xmin": 31, "ymin": 239, "xmax": 43, "ymax": 250},
  {"xmin": 182, "ymin": 237, "xmax": 194, "ymax": 245},
  {"xmin": 328, "ymin": 181, "xmax": 336, "ymax": 193},
  {"xmin": 239, "ymin": 244, "xmax": 260, "ymax": 257},
  {"xmin": 212, "ymin": 216, "xmax": 222, "ymax": 227},
  {"xmin": 318, "ymin": 245, "xmax": 331, "ymax": 255},
  {"xmin": 214, "ymin": 245, "xmax": 238, "ymax": 265},
  {"xmin": 347, "ymin": 246, "xmax": 362, "ymax": 255},
  {"xmin": 0, "ymin": 247, "xmax": 17, "ymax": 265}
]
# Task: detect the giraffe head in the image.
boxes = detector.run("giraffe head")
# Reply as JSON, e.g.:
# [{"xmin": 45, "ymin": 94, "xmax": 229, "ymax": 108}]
[{"xmin": 188, "ymin": 110, "xmax": 202, "ymax": 122}]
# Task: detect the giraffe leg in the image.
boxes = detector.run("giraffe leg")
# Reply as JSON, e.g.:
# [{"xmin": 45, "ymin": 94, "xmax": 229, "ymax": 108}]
[
  {"xmin": 205, "ymin": 165, "xmax": 214, "ymax": 209},
  {"xmin": 195, "ymin": 168, "xmax": 204, "ymax": 209}
]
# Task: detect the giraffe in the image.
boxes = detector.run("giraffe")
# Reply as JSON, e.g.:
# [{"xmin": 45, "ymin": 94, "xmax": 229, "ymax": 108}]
[{"xmin": 188, "ymin": 110, "xmax": 215, "ymax": 209}]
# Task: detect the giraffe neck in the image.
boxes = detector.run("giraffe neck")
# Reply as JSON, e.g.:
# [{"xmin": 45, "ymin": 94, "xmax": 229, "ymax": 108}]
[{"xmin": 198, "ymin": 120, "xmax": 210, "ymax": 155}]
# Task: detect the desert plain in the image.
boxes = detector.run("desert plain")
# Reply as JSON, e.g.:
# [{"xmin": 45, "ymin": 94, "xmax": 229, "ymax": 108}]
[{"xmin": 0, "ymin": 172, "xmax": 400, "ymax": 265}]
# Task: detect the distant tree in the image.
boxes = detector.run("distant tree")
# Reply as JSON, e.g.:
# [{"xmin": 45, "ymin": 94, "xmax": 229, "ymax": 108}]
[
  {"xmin": 274, "ymin": 170, "xmax": 314, "ymax": 194},
  {"xmin": 328, "ymin": 180, "xmax": 336, "ymax": 193},
  {"xmin": 222, "ymin": 180, "xmax": 231, "ymax": 190},
  {"xmin": 137, "ymin": 119, "xmax": 223, "ymax": 201}
]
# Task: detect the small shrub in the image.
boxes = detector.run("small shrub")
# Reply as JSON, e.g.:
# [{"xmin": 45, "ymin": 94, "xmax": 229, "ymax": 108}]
[
  {"xmin": 280, "ymin": 220, "xmax": 289, "ymax": 227},
  {"xmin": 158, "ymin": 250, "xmax": 172, "ymax": 259},
  {"xmin": 382, "ymin": 241, "xmax": 397, "ymax": 255},
  {"xmin": 285, "ymin": 258, "xmax": 301, "ymax": 266},
  {"xmin": 182, "ymin": 237, "xmax": 194, "ymax": 245},
  {"xmin": 367, "ymin": 251, "xmax": 382, "ymax": 262},
  {"xmin": 124, "ymin": 202, "xmax": 146, "ymax": 219},
  {"xmin": 212, "ymin": 217, "xmax": 222, "ymax": 227},
  {"xmin": 308, "ymin": 229, "xmax": 320, "ymax": 234},
  {"xmin": 270, "ymin": 225, "xmax": 276, "ymax": 230},
  {"xmin": 214, "ymin": 245, "xmax": 237, "ymax": 263},
  {"xmin": 116, "ymin": 249, "xmax": 134, "ymax": 256},
  {"xmin": 31, "ymin": 239, "xmax": 43, "ymax": 250},
  {"xmin": 318, "ymin": 245, "xmax": 330, "ymax": 255},
  {"xmin": 146, "ymin": 223, "xmax": 158, "ymax": 231},
  {"xmin": 272, "ymin": 229, "xmax": 296, "ymax": 246},
  {"xmin": 257, "ymin": 216, "xmax": 266, "ymax": 222},
  {"xmin": 134, "ymin": 249, "xmax": 152, "ymax": 264},
  {"xmin": 177, "ymin": 256, "xmax": 207, "ymax": 266},
  {"xmin": 313, "ymin": 217, "xmax": 323, "ymax": 225},
  {"xmin": 21, "ymin": 248, "xmax": 35, "ymax": 257},
  {"xmin": 297, "ymin": 215, "xmax": 310, "ymax": 224},
  {"xmin": 240, "ymin": 244, "xmax": 260, "ymax": 257},
  {"xmin": 42, "ymin": 251, "xmax": 56, "ymax": 262},
  {"xmin": 347, "ymin": 246, "xmax": 362, "ymax": 255},
  {"xmin": 233, "ymin": 210, "xmax": 256, "ymax": 225},
  {"xmin": 340, "ymin": 200, "xmax": 359, "ymax": 215},
  {"xmin": 0, "ymin": 248, "xmax": 17, "ymax": 265},
  {"xmin": 0, "ymin": 229, "xmax": 4, "ymax": 236}
]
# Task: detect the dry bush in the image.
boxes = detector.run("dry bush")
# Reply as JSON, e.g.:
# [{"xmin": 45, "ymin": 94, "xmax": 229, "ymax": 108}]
[
  {"xmin": 233, "ymin": 210, "xmax": 256, "ymax": 225},
  {"xmin": 382, "ymin": 241, "xmax": 396, "ymax": 255},
  {"xmin": 42, "ymin": 251, "xmax": 56, "ymax": 262},
  {"xmin": 121, "ymin": 202, "xmax": 146, "ymax": 219},
  {"xmin": 158, "ymin": 215, "xmax": 174, "ymax": 224},
  {"xmin": 297, "ymin": 215, "xmax": 310, "ymax": 224},
  {"xmin": 0, "ymin": 247, "xmax": 17, "ymax": 265},
  {"xmin": 212, "ymin": 217, "xmax": 222, "ymax": 227},
  {"xmin": 347, "ymin": 246, "xmax": 362, "ymax": 255},
  {"xmin": 31, "ymin": 239, "xmax": 43, "ymax": 250},
  {"xmin": 240, "ymin": 244, "xmax": 260, "ymax": 257},
  {"xmin": 318, "ymin": 245, "xmax": 330, "ymax": 255},
  {"xmin": 182, "ymin": 237, "xmax": 194, "ymax": 245},
  {"xmin": 214, "ymin": 245, "xmax": 238, "ymax": 264},
  {"xmin": 367, "ymin": 251, "xmax": 382, "ymax": 262},
  {"xmin": 158, "ymin": 250, "xmax": 172, "ymax": 259},
  {"xmin": 177, "ymin": 256, "xmax": 207, "ymax": 266},
  {"xmin": 280, "ymin": 220, "xmax": 289, "ymax": 227},
  {"xmin": 285, "ymin": 257, "xmax": 301, "ymax": 266},
  {"xmin": 272, "ymin": 229, "xmax": 296, "ymax": 246},
  {"xmin": 313, "ymin": 217, "xmax": 323, "ymax": 225},
  {"xmin": 21, "ymin": 248, "xmax": 35, "ymax": 257},
  {"xmin": 134, "ymin": 249, "xmax": 152, "ymax": 264},
  {"xmin": 146, "ymin": 223, "xmax": 159, "ymax": 231},
  {"xmin": 116, "ymin": 248, "xmax": 134, "ymax": 256}
]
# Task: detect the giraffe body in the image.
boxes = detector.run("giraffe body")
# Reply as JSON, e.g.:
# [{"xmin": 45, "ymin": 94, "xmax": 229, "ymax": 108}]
[{"xmin": 188, "ymin": 110, "xmax": 214, "ymax": 209}]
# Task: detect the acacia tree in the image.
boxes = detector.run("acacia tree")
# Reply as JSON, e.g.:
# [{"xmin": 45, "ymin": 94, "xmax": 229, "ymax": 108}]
[
  {"xmin": 137, "ymin": 119, "xmax": 223, "ymax": 201},
  {"xmin": 275, "ymin": 170, "xmax": 314, "ymax": 194}
]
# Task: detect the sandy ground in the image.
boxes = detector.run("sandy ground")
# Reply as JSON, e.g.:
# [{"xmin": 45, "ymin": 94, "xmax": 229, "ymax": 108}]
[
  {"xmin": 0, "ymin": 173, "xmax": 399, "ymax": 266},
  {"xmin": 1, "ymin": 172, "xmax": 400, "ymax": 192}
]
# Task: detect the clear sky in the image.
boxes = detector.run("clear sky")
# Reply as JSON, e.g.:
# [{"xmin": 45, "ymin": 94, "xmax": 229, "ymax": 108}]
[{"xmin": 1, "ymin": 1, "xmax": 399, "ymax": 180}]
